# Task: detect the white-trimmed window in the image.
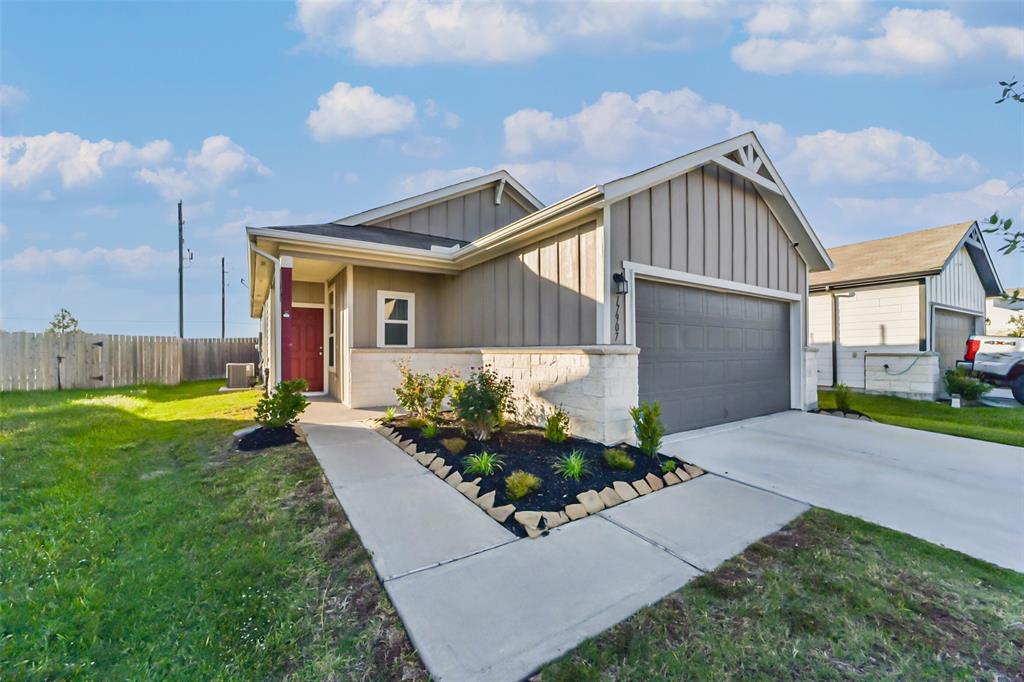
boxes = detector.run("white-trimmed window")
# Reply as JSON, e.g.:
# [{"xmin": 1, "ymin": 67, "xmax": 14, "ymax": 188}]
[
  {"xmin": 327, "ymin": 285, "xmax": 336, "ymax": 368},
  {"xmin": 377, "ymin": 291, "xmax": 415, "ymax": 348}
]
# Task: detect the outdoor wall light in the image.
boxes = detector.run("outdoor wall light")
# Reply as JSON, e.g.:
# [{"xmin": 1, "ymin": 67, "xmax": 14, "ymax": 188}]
[{"xmin": 613, "ymin": 271, "xmax": 629, "ymax": 295}]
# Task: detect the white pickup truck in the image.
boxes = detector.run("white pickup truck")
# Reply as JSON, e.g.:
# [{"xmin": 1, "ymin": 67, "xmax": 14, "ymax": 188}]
[{"xmin": 959, "ymin": 335, "xmax": 1024, "ymax": 404}]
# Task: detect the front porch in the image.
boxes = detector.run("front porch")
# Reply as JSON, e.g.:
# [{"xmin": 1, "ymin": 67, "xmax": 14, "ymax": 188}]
[{"xmin": 252, "ymin": 247, "xmax": 641, "ymax": 444}]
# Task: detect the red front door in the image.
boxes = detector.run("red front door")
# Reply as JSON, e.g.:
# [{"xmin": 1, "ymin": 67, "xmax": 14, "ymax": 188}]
[{"xmin": 284, "ymin": 307, "xmax": 323, "ymax": 392}]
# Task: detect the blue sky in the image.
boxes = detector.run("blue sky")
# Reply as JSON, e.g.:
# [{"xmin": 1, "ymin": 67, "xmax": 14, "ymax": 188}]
[{"xmin": 2, "ymin": 0, "xmax": 1022, "ymax": 337}]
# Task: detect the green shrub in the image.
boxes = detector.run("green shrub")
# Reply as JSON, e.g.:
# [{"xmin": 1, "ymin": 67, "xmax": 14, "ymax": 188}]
[
  {"xmin": 661, "ymin": 459, "xmax": 677, "ymax": 474},
  {"xmin": 463, "ymin": 451, "xmax": 505, "ymax": 476},
  {"xmin": 441, "ymin": 437, "xmax": 467, "ymax": 455},
  {"xmin": 944, "ymin": 367, "xmax": 993, "ymax": 402},
  {"xmin": 420, "ymin": 422, "xmax": 439, "ymax": 439},
  {"xmin": 383, "ymin": 406, "xmax": 397, "ymax": 423},
  {"xmin": 406, "ymin": 416, "xmax": 428, "ymax": 430},
  {"xmin": 451, "ymin": 367, "xmax": 515, "ymax": 441},
  {"xmin": 834, "ymin": 383, "xmax": 854, "ymax": 413},
  {"xmin": 255, "ymin": 379, "xmax": 309, "ymax": 428},
  {"xmin": 603, "ymin": 448, "xmax": 635, "ymax": 470},
  {"xmin": 543, "ymin": 408, "xmax": 570, "ymax": 443},
  {"xmin": 553, "ymin": 449, "xmax": 590, "ymax": 481},
  {"xmin": 394, "ymin": 362, "xmax": 455, "ymax": 422},
  {"xmin": 505, "ymin": 470, "xmax": 542, "ymax": 500},
  {"xmin": 629, "ymin": 402, "xmax": 665, "ymax": 458}
]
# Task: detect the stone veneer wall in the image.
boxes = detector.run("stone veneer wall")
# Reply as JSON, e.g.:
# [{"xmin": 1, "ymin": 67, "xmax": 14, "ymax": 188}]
[
  {"xmin": 863, "ymin": 352, "xmax": 942, "ymax": 400},
  {"xmin": 347, "ymin": 348, "xmax": 479, "ymax": 409},
  {"xmin": 481, "ymin": 347, "xmax": 639, "ymax": 446},
  {"xmin": 803, "ymin": 348, "xmax": 819, "ymax": 411},
  {"xmin": 348, "ymin": 346, "xmax": 639, "ymax": 444}
]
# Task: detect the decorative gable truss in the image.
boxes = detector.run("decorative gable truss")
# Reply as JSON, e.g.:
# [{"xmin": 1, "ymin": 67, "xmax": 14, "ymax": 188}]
[{"xmin": 602, "ymin": 131, "xmax": 832, "ymax": 272}]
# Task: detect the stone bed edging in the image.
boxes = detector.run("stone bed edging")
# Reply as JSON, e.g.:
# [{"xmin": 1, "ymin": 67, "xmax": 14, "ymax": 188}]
[{"xmin": 368, "ymin": 420, "xmax": 705, "ymax": 538}]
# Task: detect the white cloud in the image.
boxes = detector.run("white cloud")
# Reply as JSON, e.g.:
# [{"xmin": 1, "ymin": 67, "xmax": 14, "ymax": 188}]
[
  {"xmin": 137, "ymin": 135, "xmax": 270, "ymax": 199},
  {"xmin": 733, "ymin": 7, "xmax": 1024, "ymax": 75},
  {"xmin": 202, "ymin": 208, "xmax": 292, "ymax": 241},
  {"xmin": 307, "ymin": 82, "xmax": 416, "ymax": 141},
  {"xmin": 0, "ymin": 222, "xmax": 8, "ymax": 238},
  {"xmin": 0, "ymin": 84, "xmax": 29, "ymax": 112},
  {"xmin": 296, "ymin": 0, "xmax": 550, "ymax": 65},
  {"xmin": 2, "ymin": 245, "xmax": 176, "ymax": 275},
  {"xmin": 443, "ymin": 111, "xmax": 462, "ymax": 129},
  {"xmin": 556, "ymin": 0, "xmax": 731, "ymax": 49},
  {"xmin": 745, "ymin": 1, "xmax": 866, "ymax": 37},
  {"xmin": 1, "ymin": 132, "xmax": 172, "ymax": 190},
  {"xmin": 786, "ymin": 127, "xmax": 983, "ymax": 186},
  {"xmin": 502, "ymin": 87, "xmax": 788, "ymax": 169},
  {"xmin": 829, "ymin": 179, "xmax": 1024, "ymax": 232},
  {"xmin": 397, "ymin": 166, "xmax": 489, "ymax": 196}
]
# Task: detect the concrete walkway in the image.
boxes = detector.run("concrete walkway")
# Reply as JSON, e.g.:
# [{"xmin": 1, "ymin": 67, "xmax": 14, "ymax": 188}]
[
  {"xmin": 661, "ymin": 411, "xmax": 1024, "ymax": 572},
  {"xmin": 301, "ymin": 400, "xmax": 807, "ymax": 681}
]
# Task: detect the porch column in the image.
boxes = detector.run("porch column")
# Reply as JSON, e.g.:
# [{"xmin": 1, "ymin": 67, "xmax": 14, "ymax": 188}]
[{"xmin": 279, "ymin": 255, "xmax": 294, "ymax": 384}]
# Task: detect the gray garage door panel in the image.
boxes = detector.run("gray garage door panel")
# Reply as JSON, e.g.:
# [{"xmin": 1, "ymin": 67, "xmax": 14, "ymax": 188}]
[
  {"xmin": 637, "ymin": 281, "xmax": 791, "ymax": 433},
  {"xmin": 934, "ymin": 309, "xmax": 979, "ymax": 373}
]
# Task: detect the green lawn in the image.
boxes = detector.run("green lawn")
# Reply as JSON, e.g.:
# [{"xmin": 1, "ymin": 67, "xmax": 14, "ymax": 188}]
[
  {"xmin": 1, "ymin": 381, "xmax": 425, "ymax": 680},
  {"xmin": 541, "ymin": 509, "xmax": 1024, "ymax": 680},
  {"xmin": 4, "ymin": 382, "xmax": 1021, "ymax": 680},
  {"xmin": 818, "ymin": 389, "xmax": 1024, "ymax": 447}
]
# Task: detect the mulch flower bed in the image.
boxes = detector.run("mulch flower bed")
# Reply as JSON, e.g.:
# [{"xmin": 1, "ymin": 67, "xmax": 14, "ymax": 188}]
[
  {"xmin": 375, "ymin": 413, "xmax": 705, "ymax": 538},
  {"xmin": 813, "ymin": 409, "xmax": 874, "ymax": 422},
  {"xmin": 237, "ymin": 425, "xmax": 298, "ymax": 451}
]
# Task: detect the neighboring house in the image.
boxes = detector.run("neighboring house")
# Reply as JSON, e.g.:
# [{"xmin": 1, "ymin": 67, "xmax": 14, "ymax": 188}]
[
  {"xmin": 808, "ymin": 222, "xmax": 1002, "ymax": 392},
  {"xmin": 246, "ymin": 132, "xmax": 831, "ymax": 443},
  {"xmin": 986, "ymin": 290, "xmax": 1024, "ymax": 336}
]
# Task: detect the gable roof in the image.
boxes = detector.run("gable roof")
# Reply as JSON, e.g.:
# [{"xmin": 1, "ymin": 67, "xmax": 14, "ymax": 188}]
[
  {"xmin": 260, "ymin": 222, "xmax": 467, "ymax": 251},
  {"xmin": 809, "ymin": 221, "xmax": 1003, "ymax": 295},
  {"xmin": 332, "ymin": 170, "xmax": 544, "ymax": 227},
  {"xmin": 601, "ymin": 131, "xmax": 832, "ymax": 272}
]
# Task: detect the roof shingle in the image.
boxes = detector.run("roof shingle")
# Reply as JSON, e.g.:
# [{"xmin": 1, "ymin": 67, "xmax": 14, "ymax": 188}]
[
  {"xmin": 809, "ymin": 221, "xmax": 974, "ymax": 289},
  {"xmin": 255, "ymin": 222, "xmax": 468, "ymax": 251}
]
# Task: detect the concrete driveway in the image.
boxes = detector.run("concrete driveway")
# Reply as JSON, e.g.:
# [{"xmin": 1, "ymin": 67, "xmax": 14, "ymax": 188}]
[{"xmin": 660, "ymin": 411, "xmax": 1024, "ymax": 572}]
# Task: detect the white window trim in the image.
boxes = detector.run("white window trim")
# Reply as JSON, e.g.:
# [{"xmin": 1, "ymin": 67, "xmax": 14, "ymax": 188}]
[
  {"xmin": 327, "ymin": 284, "xmax": 336, "ymax": 369},
  {"xmin": 376, "ymin": 290, "xmax": 415, "ymax": 348}
]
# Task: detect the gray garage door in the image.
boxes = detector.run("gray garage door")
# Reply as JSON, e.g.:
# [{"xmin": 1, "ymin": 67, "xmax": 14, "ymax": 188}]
[
  {"xmin": 636, "ymin": 280, "xmax": 791, "ymax": 433},
  {"xmin": 934, "ymin": 308, "xmax": 979, "ymax": 373}
]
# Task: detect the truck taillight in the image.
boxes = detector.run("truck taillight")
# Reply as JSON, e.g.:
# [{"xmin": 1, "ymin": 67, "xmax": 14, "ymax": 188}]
[{"xmin": 965, "ymin": 338, "xmax": 981, "ymax": 361}]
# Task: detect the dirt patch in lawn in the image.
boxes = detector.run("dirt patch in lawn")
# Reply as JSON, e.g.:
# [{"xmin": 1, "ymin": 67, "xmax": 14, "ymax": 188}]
[{"xmin": 389, "ymin": 414, "xmax": 693, "ymax": 536}]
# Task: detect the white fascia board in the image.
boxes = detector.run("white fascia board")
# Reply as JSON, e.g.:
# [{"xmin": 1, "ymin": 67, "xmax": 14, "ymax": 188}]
[
  {"xmin": 602, "ymin": 131, "xmax": 833, "ymax": 274},
  {"xmin": 746, "ymin": 134, "xmax": 833, "ymax": 272},
  {"xmin": 602, "ymin": 132, "xmax": 760, "ymax": 203},
  {"xmin": 247, "ymin": 226, "xmax": 456, "ymax": 264},
  {"xmin": 333, "ymin": 170, "xmax": 544, "ymax": 227},
  {"xmin": 945, "ymin": 221, "xmax": 1003, "ymax": 296},
  {"xmin": 245, "ymin": 187, "xmax": 601, "ymax": 272}
]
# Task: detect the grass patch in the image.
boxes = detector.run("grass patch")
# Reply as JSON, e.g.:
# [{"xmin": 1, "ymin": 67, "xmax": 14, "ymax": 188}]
[
  {"xmin": 819, "ymin": 389, "xmax": 1024, "ymax": 447},
  {"xmin": 0, "ymin": 381, "xmax": 425, "ymax": 680},
  {"xmin": 541, "ymin": 509, "xmax": 1024, "ymax": 680}
]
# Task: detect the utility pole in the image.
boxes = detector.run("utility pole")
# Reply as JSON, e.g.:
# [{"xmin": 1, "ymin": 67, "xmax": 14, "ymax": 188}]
[
  {"xmin": 221, "ymin": 257, "xmax": 226, "ymax": 339},
  {"xmin": 177, "ymin": 200, "xmax": 184, "ymax": 338}
]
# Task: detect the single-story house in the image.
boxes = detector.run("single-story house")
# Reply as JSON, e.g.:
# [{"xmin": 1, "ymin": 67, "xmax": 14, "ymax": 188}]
[
  {"xmin": 246, "ymin": 132, "xmax": 831, "ymax": 443},
  {"xmin": 986, "ymin": 289, "xmax": 1024, "ymax": 336},
  {"xmin": 808, "ymin": 221, "xmax": 1002, "ymax": 393}
]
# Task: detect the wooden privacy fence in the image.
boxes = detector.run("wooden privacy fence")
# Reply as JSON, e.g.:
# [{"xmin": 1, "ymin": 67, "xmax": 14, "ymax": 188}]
[{"xmin": 0, "ymin": 332, "xmax": 259, "ymax": 392}]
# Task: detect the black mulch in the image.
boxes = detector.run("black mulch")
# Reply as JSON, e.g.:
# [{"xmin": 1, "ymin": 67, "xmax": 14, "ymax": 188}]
[
  {"xmin": 389, "ymin": 414, "xmax": 688, "ymax": 537},
  {"xmin": 238, "ymin": 425, "xmax": 297, "ymax": 451}
]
